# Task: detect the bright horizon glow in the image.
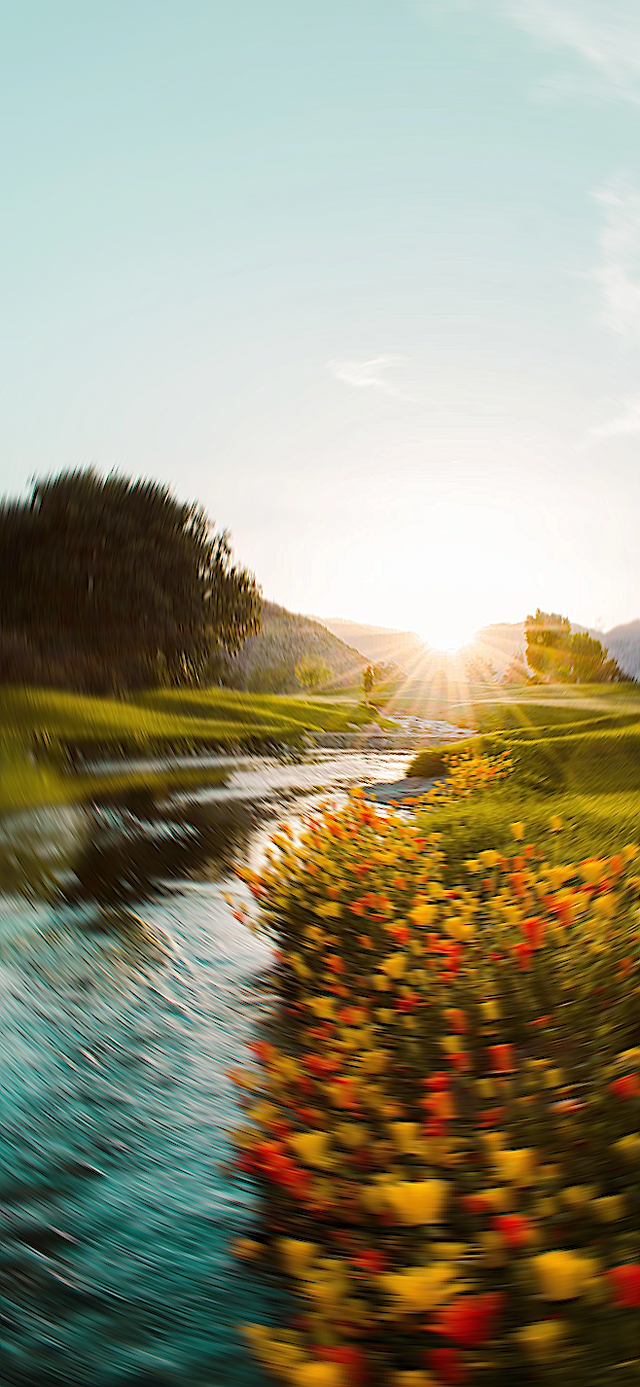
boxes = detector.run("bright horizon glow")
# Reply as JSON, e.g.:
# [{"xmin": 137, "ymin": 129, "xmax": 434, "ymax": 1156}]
[{"xmin": 420, "ymin": 615, "xmax": 481, "ymax": 654}]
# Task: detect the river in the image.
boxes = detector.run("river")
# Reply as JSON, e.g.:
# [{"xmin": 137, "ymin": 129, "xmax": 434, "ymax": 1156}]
[{"xmin": 1, "ymin": 747, "xmax": 435, "ymax": 1386}]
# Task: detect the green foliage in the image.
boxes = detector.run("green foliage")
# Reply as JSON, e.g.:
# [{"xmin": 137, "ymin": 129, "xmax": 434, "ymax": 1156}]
[
  {"xmin": 525, "ymin": 609, "xmax": 626, "ymax": 684},
  {"xmin": 0, "ymin": 467, "xmax": 262, "ymax": 690},
  {"xmin": 294, "ymin": 657, "xmax": 333, "ymax": 690},
  {"xmin": 409, "ymin": 688, "xmax": 640, "ymax": 873}
]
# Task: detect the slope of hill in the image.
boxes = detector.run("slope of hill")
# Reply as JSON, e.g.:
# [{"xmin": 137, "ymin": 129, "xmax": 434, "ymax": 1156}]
[
  {"xmin": 604, "ymin": 620, "xmax": 640, "ymax": 681},
  {"xmin": 223, "ymin": 602, "xmax": 365, "ymax": 692},
  {"xmin": 311, "ymin": 617, "xmax": 428, "ymax": 669}
]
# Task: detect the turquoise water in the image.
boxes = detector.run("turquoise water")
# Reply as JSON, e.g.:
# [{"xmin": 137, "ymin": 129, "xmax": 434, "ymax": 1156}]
[
  {"xmin": 0, "ymin": 880, "xmax": 277, "ymax": 1385},
  {"xmin": 0, "ymin": 751, "xmax": 418, "ymax": 1384}
]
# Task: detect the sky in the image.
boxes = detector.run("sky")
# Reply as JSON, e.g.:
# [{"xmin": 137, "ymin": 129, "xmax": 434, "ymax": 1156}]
[{"xmin": 2, "ymin": 1, "xmax": 640, "ymax": 650}]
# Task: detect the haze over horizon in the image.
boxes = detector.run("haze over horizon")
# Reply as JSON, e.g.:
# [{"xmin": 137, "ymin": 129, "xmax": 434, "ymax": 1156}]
[{"xmin": 2, "ymin": 2, "xmax": 640, "ymax": 650}]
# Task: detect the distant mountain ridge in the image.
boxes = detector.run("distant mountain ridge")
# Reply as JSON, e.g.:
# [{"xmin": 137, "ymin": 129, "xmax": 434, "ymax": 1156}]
[
  {"xmin": 310, "ymin": 617, "xmax": 427, "ymax": 669},
  {"xmin": 312, "ymin": 615, "xmax": 640, "ymax": 682}
]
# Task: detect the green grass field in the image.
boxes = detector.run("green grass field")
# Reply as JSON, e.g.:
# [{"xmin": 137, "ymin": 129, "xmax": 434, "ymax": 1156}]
[
  {"xmin": 0, "ymin": 684, "xmax": 375, "ymax": 814},
  {"xmin": 409, "ymin": 682, "xmax": 640, "ymax": 867}
]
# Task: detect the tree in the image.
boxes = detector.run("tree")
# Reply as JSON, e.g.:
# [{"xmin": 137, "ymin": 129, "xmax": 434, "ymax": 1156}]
[
  {"xmin": 363, "ymin": 665, "xmax": 375, "ymax": 701},
  {"xmin": 295, "ymin": 658, "xmax": 332, "ymax": 691},
  {"xmin": 525, "ymin": 609, "xmax": 625, "ymax": 685},
  {"xmin": 0, "ymin": 467, "xmax": 262, "ymax": 688}
]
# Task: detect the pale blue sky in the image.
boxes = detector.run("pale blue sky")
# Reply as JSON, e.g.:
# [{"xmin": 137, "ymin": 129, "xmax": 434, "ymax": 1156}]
[{"xmin": 2, "ymin": 1, "xmax": 640, "ymax": 646}]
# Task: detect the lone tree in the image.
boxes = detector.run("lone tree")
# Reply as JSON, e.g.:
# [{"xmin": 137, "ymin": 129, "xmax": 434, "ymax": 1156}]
[
  {"xmin": 525, "ymin": 609, "xmax": 625, "ymax": 684},
  {"xmin": 0, "ymin": 467, "xmax": 262, "ymax": 688},
  {"xmin": 295, "ymin": 658, "xmax": 332, "ymax": 691}
]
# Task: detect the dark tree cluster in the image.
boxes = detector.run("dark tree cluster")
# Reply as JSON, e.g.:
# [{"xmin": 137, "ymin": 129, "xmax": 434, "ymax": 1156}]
[{"xmin": 0, "ymin": 468, "xmax": 261, "ymax": 691}]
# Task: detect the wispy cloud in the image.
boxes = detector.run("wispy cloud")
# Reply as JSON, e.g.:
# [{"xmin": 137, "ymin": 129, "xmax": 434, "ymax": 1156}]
[
  {"xmin": 326, "ymin": 355, "xmax": 407, "ymax": 398},
  {"xmin": 444, "ymin": 2, "xmax": 640, "ymax": 102},
  {"xmin": 507, "ymin": 1, "xmax": 640, "ymax": 90},
  {"xmin": 592, "ymin": 176, "xmax": 640, "ymax": 336}
]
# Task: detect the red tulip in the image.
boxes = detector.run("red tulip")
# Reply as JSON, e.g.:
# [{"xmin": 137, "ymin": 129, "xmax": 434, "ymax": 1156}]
[
  {"xmin": 436, "ymin": 1291, "xmax": 502, "ymax": 1348},
  {"xmin": 522, "ymin": 916, "xmax": 544, "ymax": 949},
  {"xmin": 608, "ymin": 1263, "xmax": 640, "ymax": 1308},
  {"xmin": 514, "ymin": 941, "xmax": 532, "ymax": 970},
  {"xmin": 495, "ymin": 1213, "xmax": 533, "ymax": 1250},
  {"xmin": 489, "ymin": 1044, "xmax": 514, "ymax": 1072},
  {"xmin": 610, "ymin": 1073, "xmax": 640, "ymax": 1100},
  {"xmin": 426, "ymin": 1345, "xmax": 466, "ymax": 1385}
]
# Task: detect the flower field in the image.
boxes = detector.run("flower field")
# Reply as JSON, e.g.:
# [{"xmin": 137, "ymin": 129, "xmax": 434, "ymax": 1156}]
[{"xmin": 232, "ymin": 757, "xmax": 640, "ymax": 1386}]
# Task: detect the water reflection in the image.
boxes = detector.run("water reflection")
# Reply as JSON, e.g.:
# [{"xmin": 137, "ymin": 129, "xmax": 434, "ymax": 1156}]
[{"xmin": 0, "ymin": 749, "xmax": 414, "ymax": 1385}]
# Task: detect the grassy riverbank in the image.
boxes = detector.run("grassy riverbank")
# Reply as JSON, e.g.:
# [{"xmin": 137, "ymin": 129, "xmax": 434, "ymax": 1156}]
[
  {"xmin": 0, "ymin": 684, "xmax": 376, "ymax": 814},
  {"xmin": 409, "ymin": 684, "xmax": 640, "ymax": 866}
]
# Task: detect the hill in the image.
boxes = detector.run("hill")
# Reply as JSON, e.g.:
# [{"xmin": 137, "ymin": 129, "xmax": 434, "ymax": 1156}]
[
  {"xmin": 311, "ymin": 616, "xmax": 428, "ymax": 669},
  {"xmin": 603, "ymin": 619, "xmax": 640, "ymax": 681},
  {"xmin": 223, "ymin": 601, "xmax": 365, "ymax": 692}
]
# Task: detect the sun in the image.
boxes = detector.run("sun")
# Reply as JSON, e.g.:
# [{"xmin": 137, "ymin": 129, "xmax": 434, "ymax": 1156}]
[{"xmin": 420, "ymin": 618, "xmax": 478, "ymax": 656}]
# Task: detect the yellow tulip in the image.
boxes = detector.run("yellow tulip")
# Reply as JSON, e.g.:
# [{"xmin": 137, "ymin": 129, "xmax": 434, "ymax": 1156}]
[
  {"xmin": 380, "ymin": 1263, "xmax": 455, "ymax": 1314},
  {"xmin": 511, "ymin": 821, "xmax": 525, "ymax": 840},
  {"xmin": 316, "ymin": 900, "xmax": 342, "ymax": 920},
  {"xmin": 562, "ymin": 1185, "xmax": 595, "ymax": 1207},
  {"xmin": 547, "ymin": 866, "xmax": 570, "ymax": 891},
  {"xmin": 622, "ymin": 843, "xmax": 639, "ymax": 863},
  {"xmin": 381, "ymin": 953, "xmax": 407, "ymax": 979},
  {"xmin": 297, "ymin": 1365, "xmax": 345, "ymax": 1387},
  {"xmin": 592, "ymin": 893, "xmax": 616, "ymax": 920},
  {"xmin": 481, "ymin": 998, "xmax": 500, "ymax": 1021},
  {"xmin": 360, "ymin": 1048, "xmax": 389, "ymax": 1074},
  {"xmin": 233, "ymin": 1237, "xmax": 261, "ymax": 1260},
  {"xmin": 495, "ymin": 1147, "xmax": 536, "ymax": 1185},
  {"xmin": 389, "ymin": 1121, "xmax": 421, "ymax": 1155},
  {"xmin": 336, "ymin": 1122, "xmax": 368, "ymax": 1149},
  {"xmin": 308, "ymin": 996, "xmax": 336, "ymax": 1020},
  {"xmin": 392, "ymin": 1375, "xmax": 437, "ymax": 1387},
  {"xmin": 593, "ymin": 1194, "xmax": 624, "ymax": 1222},
  {"xmin": 549, "ymin": 815, "xmax": 563, "ymax": 833},
  {"xmin": 385, "ymin": 1178, "xmax": 448, "ymax": 1224},
  {"xmin": 479, "ymin": 849, "xmax": 500, "ymax": 868},
  {"xmin": 579, "ymin": 859, "xmax": 605, "ymax": 886},
  {"xmin": 615, "ymin": 1133, "xmax": 640, "ymax": 1161},
  {"xmin": 483, "ymin": 1186, "xmax": 512, "ymax": 1211},
  {"xmin": 291, "ymin": 953, "xmax": 312, "ymax": 979},
  {"xmin": 517, "ymin": 1319, "xmax": 564, "ymax": 1360},
  {"xmin": 290, "ymin": 1131, "xmax": 333, "ymax": 1169},
  {"xmin": 277, "ymin": 1238, "xmax": 317, "ymax": 1280},
  {"xmin": 411, "ymin": 900, "xmax": 436, "ymax": 927},
  {"xmin": 533, "ymin": 1249, "xmax": 591, "ymax": 1299}
]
